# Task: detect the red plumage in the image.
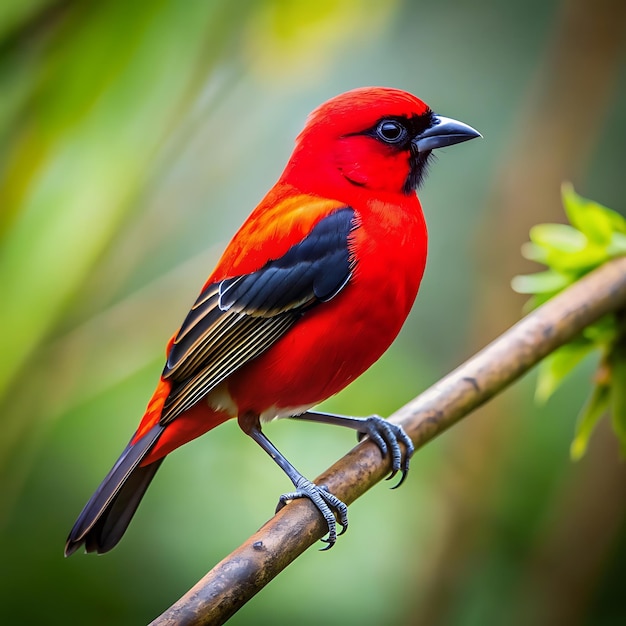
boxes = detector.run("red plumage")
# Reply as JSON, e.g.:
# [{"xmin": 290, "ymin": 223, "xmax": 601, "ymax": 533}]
[{"xmin": 66, "ymin": 87, "xmax": 479, "ymax": 555}]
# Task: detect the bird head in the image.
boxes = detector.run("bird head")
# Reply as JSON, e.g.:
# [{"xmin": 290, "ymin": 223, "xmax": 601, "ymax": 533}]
[{"xmin": 282, "ymin": 87, "xmax": 480, "ymax": 198}]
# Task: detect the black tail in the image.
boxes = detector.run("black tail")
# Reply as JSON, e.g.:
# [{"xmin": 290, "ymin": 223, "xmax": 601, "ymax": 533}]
[{"xmin": 65, "ymin": 424, "xmax": 164, "ymax": 556}]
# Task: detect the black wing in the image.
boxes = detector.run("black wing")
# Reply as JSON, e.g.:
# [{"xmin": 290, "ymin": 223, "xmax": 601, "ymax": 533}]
[{"xmin": 160, "ymin": 207, "xmax": 357, "ymax": 424}]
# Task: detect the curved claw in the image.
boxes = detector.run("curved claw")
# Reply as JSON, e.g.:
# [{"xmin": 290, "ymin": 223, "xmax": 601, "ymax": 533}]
[
  {"xmin": 385, "ymin": 469, "xmax": 398, "ymax": 483},
  {"xmin": 357, "ymin": 416, "xmax": 414, "ymax": 488},
  {"xmin": 275, "ymin": 480, "xmax": 348, "ymax": 549}
]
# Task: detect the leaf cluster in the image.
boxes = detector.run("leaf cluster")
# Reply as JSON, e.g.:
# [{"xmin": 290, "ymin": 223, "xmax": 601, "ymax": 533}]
[{"xmin": 512, "ymin": 184, "xmax": 626, "ymax": 458}]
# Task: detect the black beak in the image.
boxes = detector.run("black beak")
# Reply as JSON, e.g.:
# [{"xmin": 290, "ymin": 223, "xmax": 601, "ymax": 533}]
[{"xmin": 413, "ymin": 114, "xmax": 481, "ymax": 153}]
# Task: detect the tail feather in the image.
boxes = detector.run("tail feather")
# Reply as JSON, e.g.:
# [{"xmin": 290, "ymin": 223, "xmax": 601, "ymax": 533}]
[{"xmin": 65, "ymin": 424, "xmax": 164, "ymax": 556}]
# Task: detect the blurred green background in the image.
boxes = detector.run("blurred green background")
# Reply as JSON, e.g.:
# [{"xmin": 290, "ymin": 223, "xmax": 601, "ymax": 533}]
[{"xmin": 1, "ymin": 0, "xmax": 625, "ymax": 624}]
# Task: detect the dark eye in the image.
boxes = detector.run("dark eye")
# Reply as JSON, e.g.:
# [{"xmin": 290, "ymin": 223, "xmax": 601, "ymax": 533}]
[{"xmin": 376, "ymin": 120, "xmax": 407, "ymax": 144}]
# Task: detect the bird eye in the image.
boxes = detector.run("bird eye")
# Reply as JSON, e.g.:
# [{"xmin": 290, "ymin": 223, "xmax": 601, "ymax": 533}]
[{"xmin": 376, "ymin": 120, "xmax": 407, "ymax": 144}]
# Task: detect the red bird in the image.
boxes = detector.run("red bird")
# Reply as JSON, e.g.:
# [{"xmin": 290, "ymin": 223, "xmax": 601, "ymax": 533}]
[{"xmin": 65, "ymin": 87, "xmax": 479, "ymax": 555}]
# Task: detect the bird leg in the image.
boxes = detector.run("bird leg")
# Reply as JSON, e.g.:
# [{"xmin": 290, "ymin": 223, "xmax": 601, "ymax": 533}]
[
  {"xmin": 238, "ymin": 412, "xmax": 348, "ymax": 549},
  {"xmin": 291, "ymin": 411, "xmax": 415, "ymax": 487}
]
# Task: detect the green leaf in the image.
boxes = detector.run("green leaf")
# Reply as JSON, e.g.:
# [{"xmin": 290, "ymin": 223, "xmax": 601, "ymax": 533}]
[
  {"xmin": 536, "ymin": 340, "xmax": 597, "ymax": 403},
  {"xmin": 562, "ymin": 183, "xmax": 616, "ymax": 245},
  {"xmin": 610, "ymin": 343, "xmax": 626, "ymax": 456},
  {"xmin": 541, "ymin": 244, "xmax": 609, "ymax": 274},
  {"xmin": 511, "ymin": 270, "xmax": 570, "ymax": 294},
  {"xmin": 529, "ymin": 223, "xmax": 587, "ymax": 252},
  {"xmin": 582, "ymin": 314, "xmax": 618, "ymax": 345},
  {"xmin": 518, "ymin": 184, "xmax": 626, "ymax": 459},
  {"xmin": 607, "ymin": 232, "xmax": 626, "ymax": 257},
  {"xmin": 520, "ymin": 241, "xmax": 549, "ymax": 264},
  {"xmin": 570, "ymin": 382, "xmax": 610, "ymax": 461}
]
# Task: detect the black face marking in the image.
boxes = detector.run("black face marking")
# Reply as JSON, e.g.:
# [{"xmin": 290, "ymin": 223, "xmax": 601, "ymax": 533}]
[
  {"xmin": 405, "ymin": 149, "xmax": 435, "ymax": 193},
  {"xmin": 348, "ymin": 109, "xmax": 437, "ymax": 193}
]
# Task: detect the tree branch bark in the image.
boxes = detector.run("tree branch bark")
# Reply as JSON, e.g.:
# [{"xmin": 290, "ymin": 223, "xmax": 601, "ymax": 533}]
[{"xmin": 150, "ymin": 256, "xmax": 626, "ymax": 626}]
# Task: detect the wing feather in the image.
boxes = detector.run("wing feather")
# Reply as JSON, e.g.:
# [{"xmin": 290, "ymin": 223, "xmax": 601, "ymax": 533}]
[
  {"xmin": 160, "ymin": 207, "xmax": 356, "ymax": 425},
  {"xmin": 161, "ymin": 315, "xmax": 295, "ymax": 422}
]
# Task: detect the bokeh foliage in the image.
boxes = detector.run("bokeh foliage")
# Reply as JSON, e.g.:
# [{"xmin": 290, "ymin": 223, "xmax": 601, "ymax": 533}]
[
  {"xmin": 1, "ymin": 1, "xmax": 625, "ymax": 625},
  {"xmin": 513, "ymin": 186, "xmax": 626, "ymax": 459}
]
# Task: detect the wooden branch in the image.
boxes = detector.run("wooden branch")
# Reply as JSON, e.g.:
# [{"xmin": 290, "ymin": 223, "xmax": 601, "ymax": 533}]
[{"xmin": 150, "ymin": 256, "xmax": 626, "ymax": 626}]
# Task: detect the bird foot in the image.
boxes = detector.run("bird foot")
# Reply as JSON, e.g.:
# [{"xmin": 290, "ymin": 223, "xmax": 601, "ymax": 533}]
[
  {"xmin": 356, "ymin": 416, "xmax": 414, "ymax": 487},
  {"xmin": 276, "ymin": 479, "xmax": 348, "ymax": 550}
]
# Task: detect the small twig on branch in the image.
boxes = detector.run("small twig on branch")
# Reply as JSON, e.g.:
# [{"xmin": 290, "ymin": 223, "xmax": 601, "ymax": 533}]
[{"xmin": 150, "ymin": 256, "xmax": 626, "ymax": 626}]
